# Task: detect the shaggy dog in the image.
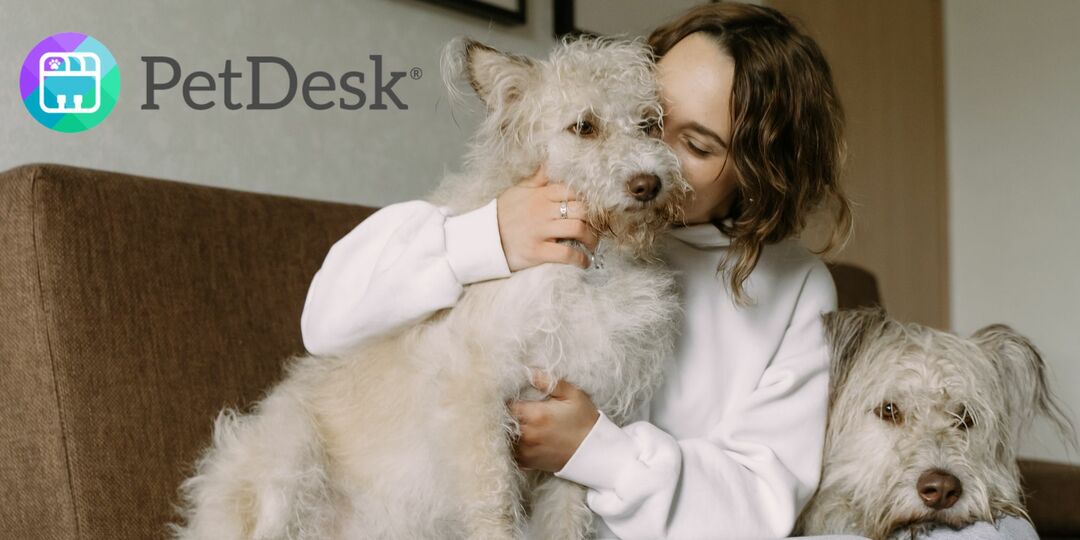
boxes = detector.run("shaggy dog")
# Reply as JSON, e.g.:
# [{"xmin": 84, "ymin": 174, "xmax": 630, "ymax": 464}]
[
  {"xmin": 170, "ymin": 36, "xmax": 689, "ymax": 540},
  {"xmin": 795, "ymin": 307, "xmax": 1073, "ymax": 539}
]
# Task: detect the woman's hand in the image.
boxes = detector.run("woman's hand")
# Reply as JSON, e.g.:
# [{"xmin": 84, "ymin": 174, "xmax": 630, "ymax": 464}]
[
  {"xmin": 496, "ymin": 165, "xmax": 600, "ymax": 272},
  {"xmin": 508, "ymin": 370, "xmax": 601, "ymax": 473}
]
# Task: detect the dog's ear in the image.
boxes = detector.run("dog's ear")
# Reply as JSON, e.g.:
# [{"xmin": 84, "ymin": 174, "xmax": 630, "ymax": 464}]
[
  {"xmin": 970, "ymin": 324, "xmax": 1075, "ymax": 443},
  {"xmin": 822, "ymin": 307, "xmax": 889, "ymax": 406},
  {"xmin": 446, "ymin": 38, "xmax": 535, "ymax": 108}
]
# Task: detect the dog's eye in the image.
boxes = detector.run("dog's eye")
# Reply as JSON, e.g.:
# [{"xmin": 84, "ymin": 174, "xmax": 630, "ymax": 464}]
[
  {"xmin": 874, "ymin": 402, "xmax": 904, "ymax": 425},
  {"xmin": 568, "ymin": 120, "xmax": 598, "ymax": 138},
  {"xmin": 639, "ymin": 117, "xmax": 660, "ymax": 137},
  {"xmin": 955, "ymin": 407, "xmax": 976, "ymax": 430}
]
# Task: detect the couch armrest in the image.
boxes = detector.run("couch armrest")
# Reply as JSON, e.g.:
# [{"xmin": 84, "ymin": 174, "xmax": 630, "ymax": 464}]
[
  {"xmin": 0, "ymin": 164, "xmax": 376, "ymax": 539},
  {"xmin": 0, "ymin": 164, "xmax": 79, "ymax": 537},
  {"xmin": 1019, "ymin": 458, "xmax": 1080, "ymax": 536}
]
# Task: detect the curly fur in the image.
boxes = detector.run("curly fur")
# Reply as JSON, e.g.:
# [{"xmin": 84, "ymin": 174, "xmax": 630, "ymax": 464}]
[
  {"xmin": 169, "ymin": 35, "xmax": 689, "ymax": 540},
  {"xmin": 795, "ymin": 307, "xmax": 1075, "ymax": 540}
]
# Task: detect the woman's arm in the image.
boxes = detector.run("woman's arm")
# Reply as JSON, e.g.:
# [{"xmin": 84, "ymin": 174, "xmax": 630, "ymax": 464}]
[
  {"xmin": 301, "ymin": 198, "xmax": 509, "ymax": 356},
  {"xmin": 301, "ymin": 167, "xmax": 598, "ymax": 357},
  {"xmin": 551, "ymin": 261, "xmax": 836, "ymax": 539}
]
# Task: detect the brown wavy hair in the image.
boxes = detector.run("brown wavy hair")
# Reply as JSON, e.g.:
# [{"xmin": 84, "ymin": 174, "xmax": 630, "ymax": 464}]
[{"xmin": 649, "ymin": 2, "xmax": 853, "ymax": 306}]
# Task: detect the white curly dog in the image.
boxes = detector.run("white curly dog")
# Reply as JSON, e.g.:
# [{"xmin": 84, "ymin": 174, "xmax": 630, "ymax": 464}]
[
  {"xmin": 170, "ymin": 36, "xmax": 690, "ymax": 540},
  {"xmin": 795, "ymin": 307, "xmax": 1073, "ymax": 540}
]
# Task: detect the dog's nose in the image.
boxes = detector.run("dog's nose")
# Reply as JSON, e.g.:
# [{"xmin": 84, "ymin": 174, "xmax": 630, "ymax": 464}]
[
  {"xmin": 917, "ymin": 470, "xmax": 963, "ymax": 510},
  {"xmin": 626, "ymin": 174, "xmax": 661, "ymax": 202}
]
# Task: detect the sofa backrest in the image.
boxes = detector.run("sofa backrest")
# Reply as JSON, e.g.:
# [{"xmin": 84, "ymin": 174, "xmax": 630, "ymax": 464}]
[{"xmin": 0, "ymin": 163, "xmax": 886, "ymax": 539}]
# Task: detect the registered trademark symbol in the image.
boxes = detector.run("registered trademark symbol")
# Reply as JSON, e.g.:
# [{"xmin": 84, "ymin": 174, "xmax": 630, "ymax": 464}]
[{"xmin": 410, "ymin": 67, "xmax": 423, "ymax": 80}]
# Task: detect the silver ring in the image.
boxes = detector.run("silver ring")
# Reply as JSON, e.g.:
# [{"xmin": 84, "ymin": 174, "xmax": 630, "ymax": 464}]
[{"xmin": 559, "ymin": 200, "xmax": 568, "ymax": 219}]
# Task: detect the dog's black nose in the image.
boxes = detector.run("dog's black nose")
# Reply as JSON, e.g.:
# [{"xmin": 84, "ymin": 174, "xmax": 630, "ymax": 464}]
[
  {"xmin": 917, "ymin": 470, "xmax": 963, "ymax": 510},
  {"xmin": 627, "ymin": 174, "xmax": 661, "ymax": 202}
]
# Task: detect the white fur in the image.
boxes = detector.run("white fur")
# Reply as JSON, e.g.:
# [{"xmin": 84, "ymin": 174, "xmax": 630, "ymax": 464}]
[
  {"xmin": 170, "ymin": 36, "xmax": 690, "ymax": 540},
  {"xmin": 795, "ymin": 307, "xmax": 1074, "ymax": 540}
]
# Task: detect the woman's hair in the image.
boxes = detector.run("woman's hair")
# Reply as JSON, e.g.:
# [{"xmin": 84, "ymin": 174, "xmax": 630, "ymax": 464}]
[{"xmin": 649, "ymin": 2, "xmax": 853, "ymax": 306}]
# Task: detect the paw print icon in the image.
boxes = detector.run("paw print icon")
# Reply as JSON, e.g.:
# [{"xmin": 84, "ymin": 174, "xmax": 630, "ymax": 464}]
[{"xmin": 39, "ymin": 52, "xmax": 101, "ymax": 114}]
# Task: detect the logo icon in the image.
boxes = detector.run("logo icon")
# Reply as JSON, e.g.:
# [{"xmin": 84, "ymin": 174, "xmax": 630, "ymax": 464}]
[{"xmin": 20, "ymin": 33, "xmax": 119, "ymax": 132}]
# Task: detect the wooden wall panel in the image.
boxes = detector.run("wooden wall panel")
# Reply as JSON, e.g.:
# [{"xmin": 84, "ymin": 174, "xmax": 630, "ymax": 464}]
[{"xmin": 767, "ymin": 0, "xmax": 949, "ymax": 328}]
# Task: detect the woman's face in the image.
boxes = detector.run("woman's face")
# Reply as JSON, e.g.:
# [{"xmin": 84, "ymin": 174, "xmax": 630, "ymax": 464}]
[{"xmin": 656, "ymin": 32, "xmax": 740, "ymax": 225}]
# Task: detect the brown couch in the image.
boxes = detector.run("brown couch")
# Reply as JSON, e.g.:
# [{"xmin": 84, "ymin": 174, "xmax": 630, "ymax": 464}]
[{"xmin": 1, "ymin": 164, "xmax": 1076, "ymax": 539}]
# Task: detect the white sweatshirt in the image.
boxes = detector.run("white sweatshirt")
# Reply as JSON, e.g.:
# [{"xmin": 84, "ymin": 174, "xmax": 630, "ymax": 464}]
[{"xmin": 301, "ymin": 198, "xmax": 837, "ymax": 539}]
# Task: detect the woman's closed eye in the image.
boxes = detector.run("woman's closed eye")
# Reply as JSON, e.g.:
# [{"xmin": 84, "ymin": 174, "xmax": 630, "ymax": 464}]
[{"xmin": 684, "ymin": 137, "xmax": 713, "ymax": 157}]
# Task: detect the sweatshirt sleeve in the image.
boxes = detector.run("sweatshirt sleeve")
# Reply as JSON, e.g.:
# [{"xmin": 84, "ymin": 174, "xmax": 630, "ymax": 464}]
[
  {"xmin": 300, "ymin": 198, "xmax": 511, "ymax": 357},
  {"xmin": 553, "ymin": 261, "xmax": 837, "ymax": 539}
]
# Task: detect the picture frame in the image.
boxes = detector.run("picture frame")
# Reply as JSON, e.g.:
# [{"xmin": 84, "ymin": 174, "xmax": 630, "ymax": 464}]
[
  {"xmin": 554, "ymin": 0, "xmax": 718, "ymax": 39},
  {"xmin": 421, "ymin": 0, "xmax": 527, "ymax": 26}
]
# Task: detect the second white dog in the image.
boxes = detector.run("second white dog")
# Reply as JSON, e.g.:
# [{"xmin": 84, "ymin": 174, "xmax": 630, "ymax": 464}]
[{"xmin": 796, "ymin": 307, "xmax": 1073, "ymax": 539}]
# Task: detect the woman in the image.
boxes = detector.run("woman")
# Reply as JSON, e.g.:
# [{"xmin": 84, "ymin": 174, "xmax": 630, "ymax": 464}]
[{"xmin": 302, "ymin": 3, "xmax": 848, "ymax": 537}]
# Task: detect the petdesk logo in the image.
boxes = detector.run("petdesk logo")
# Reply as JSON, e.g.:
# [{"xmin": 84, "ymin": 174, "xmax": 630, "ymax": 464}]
[
  {"xmin": 139, "ymin": 55, "xmax": 417, "ymax": 111},
  {"xmin": 20, "ymin": 33, "xmax": 120, "ymax": 133}
]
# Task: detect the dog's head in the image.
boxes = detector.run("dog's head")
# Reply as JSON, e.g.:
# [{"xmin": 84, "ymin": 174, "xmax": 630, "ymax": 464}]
[
  {"xmin": 441, "ymin": 36, "xmax": 690, "ymax": 260},
  {"xmin": 816, "ymin": 307, "xmax": 1072, "ymax": 539}
]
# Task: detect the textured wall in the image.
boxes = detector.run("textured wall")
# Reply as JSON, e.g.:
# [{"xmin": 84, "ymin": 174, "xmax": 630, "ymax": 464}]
[
  {"xmin": 0, "ymin": 0, "xmax": 555, "ymax": 206},
  {"xmin": 945, "ymin": 0, "xmax": 1080, "ymax": 464}
]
